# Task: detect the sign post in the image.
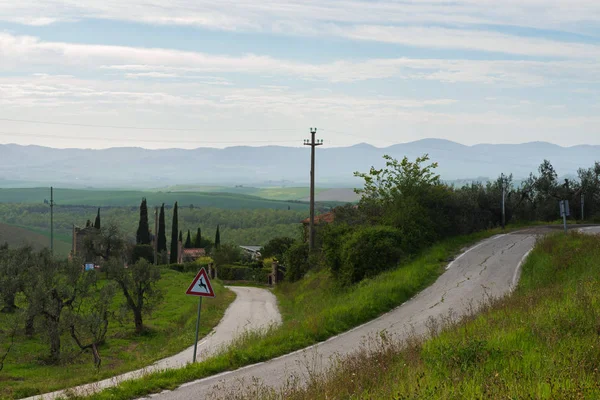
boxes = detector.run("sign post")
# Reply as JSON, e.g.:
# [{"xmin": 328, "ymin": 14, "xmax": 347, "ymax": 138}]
[
  {"xmin": 559, "ymin": 200, "xmax": 570, "ymax": 233},
  {"xmin": 185, "ymin": 267, "xmax": 215, "ymax": 363}
]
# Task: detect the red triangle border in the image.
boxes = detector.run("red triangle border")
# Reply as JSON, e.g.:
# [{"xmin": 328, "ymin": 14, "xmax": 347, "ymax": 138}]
[{"xmin": 186, "ymin": 267, "xmax": 215, "ymax": 297}]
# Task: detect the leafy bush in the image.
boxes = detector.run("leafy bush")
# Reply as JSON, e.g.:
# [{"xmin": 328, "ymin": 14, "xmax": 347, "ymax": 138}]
[
  {"xmin": 260, "ymin": 236, "xmax": 295, "ymax": 260},
  {"xmin": 284, "ymin": 242, "xmax": 309, "ymax": 282},
  {"xmin": 168, "ymin": 262, "xmax": 202, "ymax": 273},
  {"xmin": 131, "ymin": 244, "xmax": 155, "ymax": 264},
  {"xmin": 321, "ymin": 223, "xmax": 352, "ymax": 274},
  {"xmin": 217, "ymin": 265, "xmax": 271, "ymax": 283},
  {"xmin": 337, "ymin": 226, "xmax": 404, "ymax": 285},
  {"xmin": 212, "ymin": 243, "xmax": 242, "ymax": 266}
]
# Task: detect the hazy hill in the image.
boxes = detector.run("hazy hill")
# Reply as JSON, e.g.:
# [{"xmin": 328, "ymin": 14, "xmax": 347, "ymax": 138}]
[{"xmin": 0, "ymin": 139, "xmax": 597, "ymax": 188}]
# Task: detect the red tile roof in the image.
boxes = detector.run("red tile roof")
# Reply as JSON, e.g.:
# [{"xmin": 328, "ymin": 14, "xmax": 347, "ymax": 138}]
[
  {"xmin": 182, "ymin": 248, "xmax": 206, "ymax": 257},
  {"xmin": 301, "ymin": 211, "xmax": 335, "ymax": 225}
]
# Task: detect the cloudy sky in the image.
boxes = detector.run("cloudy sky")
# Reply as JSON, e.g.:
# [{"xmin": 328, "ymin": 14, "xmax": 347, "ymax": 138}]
[{"xmin": 1, "ymin": 0, "xmax": 600, "ymax": 149}]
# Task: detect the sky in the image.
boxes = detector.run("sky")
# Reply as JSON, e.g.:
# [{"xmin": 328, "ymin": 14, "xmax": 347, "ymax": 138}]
[{"xmin": 1, "ymin": 0, "xmax": 600, "ymax": 149}]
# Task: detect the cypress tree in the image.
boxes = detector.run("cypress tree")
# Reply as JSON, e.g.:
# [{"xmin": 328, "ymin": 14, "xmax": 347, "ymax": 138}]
[
  {"xmin": 169, "ymin": 202, "xmax": 179, "ymax": 264},
  {"xmin": 215, "ymin": 225, "xmax": 221, "ymax": 250},
  {"xmin": 179, "ymin": 230, "xmax": 183, "ymax": 243},
  {"xmin": 185, "ymin": 230, "xmax": 192, "ymax": 248},
  {"xmin": 194, "ymin": 228, "xmax": 202, "ymax": 248},
  {"xmin": 157, "ymin": 203, "xmax": 167, "ymax": 253},
  {"xmin": 136, "ymin": 198, "xmax": 151, "ymax": 245},
  {"xmin": 94, "ymin": 208, "xmax": 101, "ymax": 229}
]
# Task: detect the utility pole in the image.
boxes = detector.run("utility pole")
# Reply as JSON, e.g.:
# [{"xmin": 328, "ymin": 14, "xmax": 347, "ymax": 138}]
[
  {"xmin": 501, "ymin": 173, "xmax": 506, "ymax": 230},
  {"xmin": 581, "ymin": 193, "xmax": 585, "ymax": 221},
  {"xmin": 304, "ymin": 128, "xmax": 323, "ymax": 253},
  {"xmin": 50, "ymin": 186, "xmax": 54, "ymax": 254}
]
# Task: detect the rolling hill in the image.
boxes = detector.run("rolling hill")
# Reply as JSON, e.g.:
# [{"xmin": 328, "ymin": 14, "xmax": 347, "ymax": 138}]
[
  {"xmin": 1, "ymin": 140, "xmax": 598, "ymax": 189},
  {"xmin": 0, "ymin": 222, "xmax": 71, "ymax": 255}
]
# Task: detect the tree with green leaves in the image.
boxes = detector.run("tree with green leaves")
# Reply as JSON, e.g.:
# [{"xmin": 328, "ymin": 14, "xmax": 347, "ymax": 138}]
[
  {"xmin": 170, "ymin": 202, "xmax": 179, "ymax": 264},
  {"xmin": 24, "ymin": 250, "xmax": 95, "ymax": 363},
  {"xmin": 185, "ymin": 230, "xmax": 192, "ymax": 248},
  {"xmin": 215, "ymin": 225, "xmax": 221, "ymax": 250},
  {"xmin": 0, "ymin": 245, "xmax": 33, "ymax": 313},
  {"xmin": 194, "ymin": 228, "xmax": 202, "ymax": 248},
  {"xmin": 94, "ymin": 208, "xmax": 101, "ymax": 229},
  {"xmin": 157, "ymin": 203, "xmax": 167, "ymax": 254},
  {"xmin": 66, "ymin": 281, "xmax": 116, "ymax": 367},
  {"xmin": 106, "ymin": 258, "xmax": 162, "ymax": 334},
  {"xmin": 260, "ymin": 237, "xmax": 295, "ymax": 261},
  {"xmin": 136, "ymin": 198, "xmax": 151, "ymax": 245}
]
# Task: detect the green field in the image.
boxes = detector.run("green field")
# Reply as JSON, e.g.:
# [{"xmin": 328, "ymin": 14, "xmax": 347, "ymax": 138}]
[
  {"xmin": 154, "ymin": 185, "xmax": 326, "ymax": 201},
  {"xmin": 0, "ymin": 222, "xmax": 71, "ymax": 256},
  {"xmin": 0, "ymin": 188, "xmax": 310, "ymax": 210},
  {"xmin": 0, "ymin": 270, "xmax": 235, "ymax": 400}
]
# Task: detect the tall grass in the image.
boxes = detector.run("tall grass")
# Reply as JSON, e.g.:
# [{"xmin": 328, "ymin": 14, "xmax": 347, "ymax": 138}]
[{"xmin": 244, "ymin": 232, "xmax": 600, "ymax": 399}]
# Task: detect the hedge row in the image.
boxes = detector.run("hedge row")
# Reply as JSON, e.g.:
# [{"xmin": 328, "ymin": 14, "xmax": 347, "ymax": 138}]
[{"xmin": 218, "ymin": 265, "xmax": 272, "ymax": 283}]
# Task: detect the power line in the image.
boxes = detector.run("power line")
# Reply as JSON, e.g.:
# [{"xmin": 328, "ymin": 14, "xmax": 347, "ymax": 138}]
[
  {"xmin": 0, "ymin": 117, "xmax": 298, "ymax": 133},
  {"xmin": 0, "ymin": 131, "xmax": 299, "ymax": 145}
]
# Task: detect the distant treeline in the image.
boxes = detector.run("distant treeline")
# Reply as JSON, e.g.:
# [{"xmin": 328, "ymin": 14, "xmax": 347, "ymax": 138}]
[{"xmin": 0, "ymin": 205, "xmax": 311, "ymax": 246}]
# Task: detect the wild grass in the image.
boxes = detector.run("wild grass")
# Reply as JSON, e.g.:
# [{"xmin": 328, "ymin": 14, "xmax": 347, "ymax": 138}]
[
  {"xmin": 239, "ymin": 232, "xmax": 600, "ymax": 399},
  {"xmin": 0, "ymin": 269, "xmax": 235, "ymax": 400},
  {"xmin": 68, "ymin": 228, "xmax": 504, "ymax": 400}
]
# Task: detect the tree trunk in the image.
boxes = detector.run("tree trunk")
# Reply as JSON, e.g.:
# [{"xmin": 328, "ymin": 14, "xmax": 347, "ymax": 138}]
[
  {"xmin": 133, "ymin": 308, "xmax": 144, "ymax": 334},
  {"xmin": 25, "ymin": 307, "xmax": 36, "ymax": 337},
  {"xmin": 48, "ymin": 320, "xmax": 61, "ymax": 363}
]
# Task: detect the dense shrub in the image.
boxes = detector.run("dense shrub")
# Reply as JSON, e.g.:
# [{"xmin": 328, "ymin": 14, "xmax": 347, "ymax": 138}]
[
  {"xmin": 321, "ymin": 223, "xmax": 352, "ymax": 274},
  {"xmin": 284, "ymin": 242, "xmax": 309, "ymax": 282},
  {"xmin": 218, "ymin": 265, "xmax": 271, "ymax": 283},
  {"xmin": 337, "ymin": 226, "xmax": 404, "ymax": 285},
  {"xmin": 260, "ymin": 236, "xmax": 295, "ymax": 261},
  {"xmin": 168, "ymin": 262, "xmax": 202, "ymax": 273},
  {"xmin": 131, "ymin": 244, "xmax": 155, "ymax": 264}
]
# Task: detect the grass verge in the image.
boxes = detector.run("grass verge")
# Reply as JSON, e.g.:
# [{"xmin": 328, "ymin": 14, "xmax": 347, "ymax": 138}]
[
  {"xmin": 71, "ymin": 228, "xmax": 506, "ymax": 400},
  {"xmin": 0, "ymin": 269, "xmax": 235, "ymax": 400},
  {"xmin": 253, "ymin": 231, "xmax": 600, "ymax": 399}
]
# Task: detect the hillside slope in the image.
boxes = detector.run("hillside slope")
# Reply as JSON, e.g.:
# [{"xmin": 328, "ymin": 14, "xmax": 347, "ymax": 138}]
[{"xmin": 0, "ymin": 222, "xmax": 70, "ymax": 255}]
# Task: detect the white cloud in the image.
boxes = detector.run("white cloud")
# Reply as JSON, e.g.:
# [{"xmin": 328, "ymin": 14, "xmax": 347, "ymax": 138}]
[
  {"xmin": 3, "ymin": 33, "xmax": 600, "ymax": 87},
  {"xmin": 336, "ymin": 25, "xmax": 600, "ymax": 60},
  {"xmin": 3, "ymin": 0, "xmax": 600, "ymax": 33}
]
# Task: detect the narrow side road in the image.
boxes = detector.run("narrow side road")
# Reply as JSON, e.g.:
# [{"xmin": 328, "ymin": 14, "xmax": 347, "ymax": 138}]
[
  {"xmin": 27, "ymin": 286, "xmax": 281, "ymax": 400},
  {"xmin": 154, "ymin": 232, "xmax": 538, "ymax": 400}
]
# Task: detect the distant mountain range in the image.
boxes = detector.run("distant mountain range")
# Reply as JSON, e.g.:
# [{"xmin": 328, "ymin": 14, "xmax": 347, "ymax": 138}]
[{"xmin": 0, "ymin": 139, "xmax": 597, "ymax": 188}]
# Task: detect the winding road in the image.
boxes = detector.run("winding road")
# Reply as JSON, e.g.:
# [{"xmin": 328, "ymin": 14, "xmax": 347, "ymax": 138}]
[
  {"xmin": 152, "ymin": 230, "xmax": 542, "ymax": 399},
  {"xmin": 27, "ymin": 286, "xmax": 281, "ymax": 400},
  {"xmin": 31, "ymin": 226, "xmax": 597, "ymax": 400}
]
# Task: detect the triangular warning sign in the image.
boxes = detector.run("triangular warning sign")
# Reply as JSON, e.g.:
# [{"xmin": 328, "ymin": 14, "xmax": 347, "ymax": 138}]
[{"xmin": 186, "ymin": 268, "xmax": 215, "ymax": 297}]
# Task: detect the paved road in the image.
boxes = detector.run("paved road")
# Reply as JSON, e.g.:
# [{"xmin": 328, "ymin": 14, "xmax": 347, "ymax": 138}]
[
  {"xmin": 152, "ymin": 232, "xmax": 538, "ymax": 400},
  {"xmin": 577, "ymin": 225, "xmax": 600, "ymax": 234},
  {"xmin": 27, "ymin": 286, "xmax": 281, "ymax": 400}
]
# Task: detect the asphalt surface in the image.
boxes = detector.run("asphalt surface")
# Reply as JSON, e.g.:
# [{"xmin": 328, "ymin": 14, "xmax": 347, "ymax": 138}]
[
  {"xmin": 27, "ymin": 286, "xmax": 281, "ymax": 400},
  {"xmin": 151, "ymin": 232, "xmax": 538, "ymax": 400}
]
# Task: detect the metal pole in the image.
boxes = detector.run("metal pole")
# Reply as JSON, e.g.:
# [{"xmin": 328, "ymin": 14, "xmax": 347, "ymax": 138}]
[
  {"xmin": 563, "ymin": 212, "xmax": 568, "ymax": 233},
  {"xmin": 192, "ymin": 296, "xmax": 203, "ymax": 363},
  {"xmin": 581, "ymin": 193, "xmax": 585, "ymax": 221},
  {"xmin": 501, "ymin": 174, "xmax": 506, "ymax": 229},
  {"xmin": 50, "ymin": 186, "xmax": 54, "ymax": 254}
]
